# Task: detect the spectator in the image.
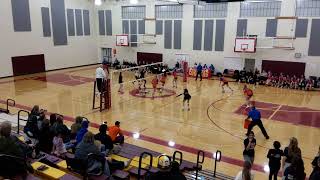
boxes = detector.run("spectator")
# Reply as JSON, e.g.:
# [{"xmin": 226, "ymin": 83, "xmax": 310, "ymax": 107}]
[
  {"xmin": 76, "ymin": 120, "xmax": 89, "ymax": 144},
  {"xmin": 145, "ymin": 155, "xmax": 171, "ymax": 180},
  {"xmin": 51, "ymin": 128, "xmax": 67, "ymax": 158},
  {"xmin": 30, "ymin": 105, "xmax": 40, "ymax": 117},
  {"xmin": 23, "ymin": 115, "xmax": 40, "ymax": 144},
  {"xmin": 71, "ymin": 116, "xmax": 83, "ymax": 139},
  {"xmin": 94, "ymin": 124, "xmax": 113, "ymax": 153},
  {"xmin": 49, "ymin": 113, "xmax": 57, "ymax": 127},
  {"xmin": 267, "ymin": 141, "xmax": 283, "ymax": 180},
  {"xmin": 282, "ymin": 137, "xmax": 302, "ymax": 174},
  {"xmin": 36, "ymin": 119, "xmax": 53, "ymax": 153},
  {"xmin": 311, "ymin": 146, "xmax": 320, "ymax": 168},
  {"xmin": 245, "ymin": 106, "xmax": 270, "ymax": 139},
  {"xmin": 75, "ymin": 132, "xmax": 128, "ymax": 176},
  {"xmin": 243, "ymin": 131, "xmax": 256, "ymax": 164},
  {"xmin": 0, "ymin": 121, "xmax": 33, "ymax": 178},
  {"xmin": 283, "ymin": 155, "xmax": 306, "ymax": 180},
  {"xmin": 235, "ymin": 161, "xmax": 254, "ymax": 180},
  {"xmin": 170, "ymin": 161, "xmax": 187, "ymax": 180},
  {"xmin": 108, "ymin": 121, "xmax": 124, "ymax": 144},
  {"xmin": 51, "ymin": 115, "xmax": 70, "ymax": 142},
  {"xmin": 310, "ymin": 157, "xmax": 320, "ymax": 180}
]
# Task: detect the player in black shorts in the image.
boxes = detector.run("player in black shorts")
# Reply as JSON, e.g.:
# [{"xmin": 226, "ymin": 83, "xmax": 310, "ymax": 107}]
[{"xmin": 177, "ymin": 89, "xmax": 191, "ymax": 111}]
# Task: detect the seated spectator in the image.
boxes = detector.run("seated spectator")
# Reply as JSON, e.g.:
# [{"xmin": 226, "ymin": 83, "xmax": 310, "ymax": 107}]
[
  {"xmin": 267, "ymin": 141, "xmax": 283, "ymax": 180},
  {"xmin": 52, "ymin": 128, "xmax": 67, "ymax": 158},
  {"xmin": 145, "ymin": 155, "xmax": 172, "ymax": 180},
  {"xmin": 75, "ymin": 132, "xmax": 129, "ymax": 176},
  {"xmin": 71, "ymin": 116, "xmax": 83, "ymax": 139},
  {"xmin": 235, "ymin": 161, "xmax": 254, "ymax": 180},
  {"xmin": 94, "ymin": 124, "xmax": 114, "ymax": 153},
  {"xmin": 310, "ymin": 157, "xmax": 320, "ymax": 180},
  {"xmin": 282, "ymin": 137, "xmax": 302, "ymax": 174},
  {"xmin": 170, "ymin": 161, "xmax": 187, "ymax": 180},
  {"xmin": 76, "ymin": 120, "xmax": 89, "ymax": 144},
  {"xmin": 36, "ymin": 119, "xmax": 53, "ymax": 153},
  {"xmin": 50, "ymin": 115, "xmax": 70, "ymax": 142},
  {"xmin": 30, "ymin": 105, "xmax": 41, "ymax": 117},
  {"xmin": 311, "ymin": 146, "xmax": 320, "ymax": 168},
  {"xmin": 24, "ymin": 115, "xmax": 40, "ymax": 144},
  {"xmin": 283, "ymin": 155, "xmax": 306, "ymax": 180},
  {"xmin": 0, "ymin": 121, "xmax": 33, "ymax": 178},
  {"xmin": 49, "ymin": 113, "xmax": 57, "ymax": 127},
  {"xmin": 108, "ymin": 121, "xmax": 124, "ymax": 144}
]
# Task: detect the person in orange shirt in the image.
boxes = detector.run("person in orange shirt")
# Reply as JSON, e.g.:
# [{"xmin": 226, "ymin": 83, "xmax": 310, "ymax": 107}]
[
  {"xmin": 172, "ymin": 69, "xmax": 178, "ymax": 88},
  {"xmin": 108, "ymin": 121, "xmax": 124, "ymax": 144},
  {"xmin": 243, "ymin": 85, "xmax": 253, "ymax": 107}
]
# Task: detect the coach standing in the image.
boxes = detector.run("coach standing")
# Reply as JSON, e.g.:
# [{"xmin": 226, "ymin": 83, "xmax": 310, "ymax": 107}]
[
  {"xmin": 95, "ymin": 61, "xmax": 109, "ymax": 94},
  {"xmin": 195, "ymin": 63, "xmax": 203, "ymax": 81},
  {"xmin": 245, "ymin": 106, "xmax": 270, "ymax": 139}
]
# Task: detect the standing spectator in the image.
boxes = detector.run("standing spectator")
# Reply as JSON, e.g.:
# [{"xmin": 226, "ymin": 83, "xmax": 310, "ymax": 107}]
[
  {"xmin": 245, "ymin": 106, "xmax": 270, "ymax": 139},
  {"xmin": 235, "ymin": 161, "xmax": 254, "ymax": 180},
  {"xmin": 310, "ymin": 157, "xmax": 320, "ymax": 180},
  {"xmin": 94, "ymin": 124, "xmax": 114, "ymax": 153},
  {"xmin": 267, "ymin": 141, "xmax": 283, "ymax": 180},
  {"xmin": 71, "ymin": 116, "xmax": 83, "ymax": 139},
  {"xmin": 243, "ymin": 131, "xmax": 256, "ymax": 164},
  {"xmin": 118, "ymin": 71, "xmax": 124, "ymax": 93},
  {"xmin": 282, "ymin": 137, "xmax": 302, "ymax": 174},
  {"xmin": 108, "ymin": 121, "xmax": 124, "ymax": 144},
  {"xmin": 311, "ymin": 146, "xmax": 320, "ymax": 168},
  {"xmin": 283, "ymin": 156, "xmax": 306, "ymax": 180},
  {"xmin": 195, "ymin": 63, "xmax": 203, "ymax": 81}
]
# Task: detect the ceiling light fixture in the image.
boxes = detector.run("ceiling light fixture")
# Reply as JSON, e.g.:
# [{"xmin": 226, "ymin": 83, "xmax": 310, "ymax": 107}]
[{"xmin": 95, "ymin": 0, "xmax": 102, "ymax": 6}]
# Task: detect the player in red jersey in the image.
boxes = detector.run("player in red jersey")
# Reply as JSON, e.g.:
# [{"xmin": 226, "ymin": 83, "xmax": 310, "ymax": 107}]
[
  {"xmin": 243, "ymin": 85, "xmax": 253, "ymax": 107},
  {"xmin": 159, "ymin": 72, "xmax": 167, "ymax": 93},
  {"xmin": 172, "ymin": 69, "xmax": 178, "ymax": 88},
  {"xmin": 151, "ymin": 76, "xmax": 158, "ymax": 98},
  {"xmin": 220, "ymin": 76, "xmax": 233, "ymax": 93}
]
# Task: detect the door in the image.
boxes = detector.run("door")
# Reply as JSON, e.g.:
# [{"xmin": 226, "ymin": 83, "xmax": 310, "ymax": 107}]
[
  {"xmin": 101, "ymin": 48, "xmax": 112, "ymax": 63},
  {"xmin": 244, "ymin": 59, "xmax": 255, "ymax": 72}
]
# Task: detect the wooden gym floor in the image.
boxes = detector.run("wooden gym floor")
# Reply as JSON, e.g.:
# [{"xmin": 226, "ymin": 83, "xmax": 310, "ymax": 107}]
[{"xmin": 0, "ymin": 64, "xmax": 319, "ymax": 179}]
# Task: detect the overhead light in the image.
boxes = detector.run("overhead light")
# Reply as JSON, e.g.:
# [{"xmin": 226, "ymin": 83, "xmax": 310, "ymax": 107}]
[
  {"xmin": 168, "ymin": 141, "xmax": 175, "ymax": 147},
  {"xmin": 133, "ymin": 132, "xmax": 140, "ymax": 139},
  {"xmin": 130, "ymin": 0, "xmax": 138, "ymax": 4},
  {"xmin": 95, "ymin": 0, "xmax": 102, "ymax": 6}
]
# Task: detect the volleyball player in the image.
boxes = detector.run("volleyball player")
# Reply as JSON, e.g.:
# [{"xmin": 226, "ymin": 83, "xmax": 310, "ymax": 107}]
[
  {"xmin": 220, "ymin": 76, "xmax": 233, "ymax": 93},
  {"xmin": 118, "ymin": 71, "xmax": 123, "ymax": 94},
  {"xmin": 243, "ymin": 85, "xmax": 253, "ymax": 107},
  {"xmin": 177, "ymin": 89, "xmax": 191, "ymax": 111},
  {"xmin": 151, "ymin": 76, "xmax": 159, "ymax": 98},
  {"xmin": 159, "ymin": 72, "xmax": 167, "ymax": 93},
  {"xmin": 172, "ymin": 69, "xmax": 178, "ymax": 88}
]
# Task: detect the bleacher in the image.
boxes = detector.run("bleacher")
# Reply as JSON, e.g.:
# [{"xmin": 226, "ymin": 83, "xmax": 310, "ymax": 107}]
[{"xmin": 0, "ymin": 100, "xmax": 235, "ymax": 180}]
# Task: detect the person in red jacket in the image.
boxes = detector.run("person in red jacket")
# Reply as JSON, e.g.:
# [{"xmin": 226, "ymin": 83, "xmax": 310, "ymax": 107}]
[{"xmin": 243, "ymin": 85, "xmax": 253, "ymax": 107}]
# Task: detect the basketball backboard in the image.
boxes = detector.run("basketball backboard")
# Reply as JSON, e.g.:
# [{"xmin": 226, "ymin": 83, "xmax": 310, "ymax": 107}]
[
  {"xmin": 116, "ymin": 35, "xmax": 129, "ymax": 46},
  {"xmin": 234, "ymin": 38, "xmax": 256, "ymax": 53}
]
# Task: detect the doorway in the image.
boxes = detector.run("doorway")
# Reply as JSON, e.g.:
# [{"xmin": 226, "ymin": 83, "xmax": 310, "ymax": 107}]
[
  {"xmin": 244, "ymin": 59, "xmax": 255, "ymax": 72},
  {"xmin": 101, "ymin": 48, "xmax": 112, "ymax": 63}
]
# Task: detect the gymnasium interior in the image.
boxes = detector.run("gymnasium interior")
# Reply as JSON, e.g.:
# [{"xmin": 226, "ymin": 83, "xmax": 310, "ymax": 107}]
[{"xmin": 0, "ymin": 0, "xmax": 320, "ymax": 179}]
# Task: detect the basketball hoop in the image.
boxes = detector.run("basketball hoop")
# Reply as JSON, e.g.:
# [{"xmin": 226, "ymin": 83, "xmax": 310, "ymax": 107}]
[{"xmin": 234, "ymin": 38, "xmax": 256, "ymax": 53}]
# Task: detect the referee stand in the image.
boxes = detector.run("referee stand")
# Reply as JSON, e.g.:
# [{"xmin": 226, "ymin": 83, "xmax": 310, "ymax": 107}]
[{"xmin": 92, "ymin": 79, "xmax": 111, "ymax": 112}]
